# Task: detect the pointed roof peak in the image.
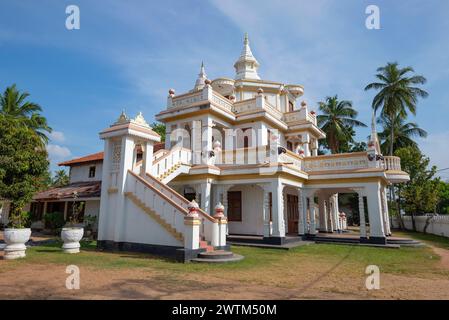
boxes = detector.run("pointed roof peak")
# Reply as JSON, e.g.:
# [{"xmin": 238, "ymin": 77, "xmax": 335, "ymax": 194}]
[
  {"xmin": 192, "ymin": 61, "xmax": 208, "ymax": 91},
  {"xmin": 234, "ymin": 33, "xmax": 260, "ymax": 80}
]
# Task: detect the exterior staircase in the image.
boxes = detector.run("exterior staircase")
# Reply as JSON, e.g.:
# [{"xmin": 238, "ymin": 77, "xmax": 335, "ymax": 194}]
[
  {"xmin": 124, "ymin": 190, "xmax": 184, "ymax": 242},
  {"xmin": 151, "ymin": 147, "xmax": 191, "ymax": 183}
]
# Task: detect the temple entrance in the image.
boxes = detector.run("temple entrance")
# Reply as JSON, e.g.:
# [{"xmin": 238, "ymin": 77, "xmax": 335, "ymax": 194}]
[{"xmin": 286, "ymin": 194, "xmax": 299, "ymax": 234}]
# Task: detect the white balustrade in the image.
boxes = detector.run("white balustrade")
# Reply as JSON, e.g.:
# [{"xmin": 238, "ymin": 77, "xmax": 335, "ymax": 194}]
[
  {"xmin": 383, "ymin": 156, "xmax": 401, "ymax": 171},
  {"xmin": 304, "ymin": 153, "xmax": 369, "ymax": 172}
]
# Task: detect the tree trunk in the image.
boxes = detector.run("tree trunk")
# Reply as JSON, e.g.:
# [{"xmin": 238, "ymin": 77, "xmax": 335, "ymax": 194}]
[
  {"xmin": 395, "ymin": 185, "xmax": 405, "ymax": 230},
  {"xmin": 411, "ymin": 212, "xmax": 416, "ymax": 232},
  {"xmin": 423, "ymin": 215, "xmax": 434, "ymax": 234}
]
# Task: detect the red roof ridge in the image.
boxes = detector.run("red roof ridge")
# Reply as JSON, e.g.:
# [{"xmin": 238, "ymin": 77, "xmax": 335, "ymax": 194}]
[{"xmin": 58, "ymin": 142, "xmax": 166, "ymax": 167}]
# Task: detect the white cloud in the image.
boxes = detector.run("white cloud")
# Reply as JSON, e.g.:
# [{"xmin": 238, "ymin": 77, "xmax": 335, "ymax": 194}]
[
  {"xmin": 47, "ymin": 144, "xmax": 71, "ymax": 160},
  {"xmin": 49, "ymin": 131, "xmax": 65, "ymax": 143}
]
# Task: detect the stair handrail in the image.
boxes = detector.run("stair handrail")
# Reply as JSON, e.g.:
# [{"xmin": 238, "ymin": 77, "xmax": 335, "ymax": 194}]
[
  {"xmin": 128, "ymin": 170, "xmax": 188, "ymax": 216},
  {"xmin": 144, "ymin": 172, "xmax": 217, "ymax": 223}
]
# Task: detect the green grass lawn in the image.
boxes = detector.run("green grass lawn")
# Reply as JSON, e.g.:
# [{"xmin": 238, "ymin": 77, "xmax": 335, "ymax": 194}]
[{"xmin": 3, "ymin": 232, "xmax": 446, "ymax": 281}]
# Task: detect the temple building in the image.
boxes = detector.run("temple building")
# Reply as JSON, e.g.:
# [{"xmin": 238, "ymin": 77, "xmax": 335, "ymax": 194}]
[{"xmin": 1, "ymin": 34, "xmax": 409, "ymax": 261}]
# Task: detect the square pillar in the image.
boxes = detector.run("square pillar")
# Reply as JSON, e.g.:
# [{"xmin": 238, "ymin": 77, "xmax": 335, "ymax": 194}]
[
  {"xmin": 318, "ymin": 196, "xmax": 328, "ymax": 232},
  {"xmin": 366, "ymin": 183, "xmax": 386, "ymax": 243},
  {"xmin": 269, "ymin": 179, "xmax": 285, "ymax": 240},
  {"xmin": 357, "ymin": 190, "xmax": 367, "ymax": 241},
  {"xmin": 297, "ymin": 189, "xmax": 305, "ymax": 236}
]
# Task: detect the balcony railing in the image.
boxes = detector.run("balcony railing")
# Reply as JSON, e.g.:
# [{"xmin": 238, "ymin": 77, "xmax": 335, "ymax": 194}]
[
  {"xmin": 168, "ymin": 87, "xmax": 317, "ymax": 126},
  {"xmin": 303, "ymin": 152, "xmax": 369, "ymax": 172},
  {"xmin": 382, "ymin": 156, "xmax": 401, "ymax": 171}
]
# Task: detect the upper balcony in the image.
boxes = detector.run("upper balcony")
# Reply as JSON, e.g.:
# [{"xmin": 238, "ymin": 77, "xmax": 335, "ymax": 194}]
[{"xmin": 158, "ymin": 84, "xmax": 317, "ymax": 129}]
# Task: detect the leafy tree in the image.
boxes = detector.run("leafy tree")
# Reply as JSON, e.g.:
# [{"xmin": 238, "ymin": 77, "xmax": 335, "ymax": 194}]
[
  {"xmin": 395, "ymin": 146, "xmax": 439, "ymax": 231},
  {"xmin": 437, "ymin": 181, "xmax": 449, "ymax": 214},
  {"xmin": 377, "ymin": 114, "xmax": 427, "ymax": 154},
  {"xmin": 317, "ymin": 95, "xmax": 367, "ymax": 154},
  {"xmin": 0, "ymin": 84, "xmax": 52, "ymax": 144},
  {"xmin": 0, "ymin": 115, "xmax": 49, "ymax": 228},
  {"xmin": 365, "ymin": 62, "xmax": 428, "ymax": 155},
  {"xmin": 151, "ymin": 122, "xmax": 166, "ymax": 142},
  {"xmin": 52, "ymin": 169, "xmax": 69, "ymax": 187}
]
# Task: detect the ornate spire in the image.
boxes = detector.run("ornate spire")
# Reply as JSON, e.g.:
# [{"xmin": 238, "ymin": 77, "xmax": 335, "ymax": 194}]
[
  {"xmin": 234, "ymin": 33, "xmax": 260, "ymax": 80},
  {"xmin": 369, "ymin": 109, "xmax": 381, "ymax": 153},
  {"xmin": 193, "ymin": 61, "xmax": 208, "ymax": 91}
]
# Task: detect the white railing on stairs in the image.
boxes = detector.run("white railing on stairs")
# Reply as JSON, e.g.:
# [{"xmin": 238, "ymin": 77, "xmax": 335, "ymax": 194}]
[
  {"xmin": 126, "ymin": 170, "xmax": 186, "ymax": 240},
  {"xmin": 152, "ymin": 147, "xmax": 192, "ymax": 179},
  {"xmin": 143, "ymin": 172, "xmax": 218, "ymax": 243}
]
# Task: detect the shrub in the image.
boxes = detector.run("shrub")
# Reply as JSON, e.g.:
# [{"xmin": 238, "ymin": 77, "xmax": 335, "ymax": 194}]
[
  {"xmin": 7, "ymin": 211, "xmax": 31, "ymax": 229},
  {"xmin": 44, "ymin": 211, "xmax": 65, "ymax": 231}
]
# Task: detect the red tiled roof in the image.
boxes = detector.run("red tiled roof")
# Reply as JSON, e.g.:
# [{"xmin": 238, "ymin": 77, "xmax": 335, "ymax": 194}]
[
  {"xmin": 33, "ymin": 181, "xmax": 102, "ymax": 201},
  {"xmin": 58, "ymin": 152, "xmax": 104, "ymax": 166},
  {"xmin": 58, "ymin": 142, "xmax": 166, "ymax": 167}
]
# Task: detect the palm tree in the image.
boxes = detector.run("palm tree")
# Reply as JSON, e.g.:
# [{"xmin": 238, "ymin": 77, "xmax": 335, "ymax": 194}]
[
  {"xmin": 364, "ymin": 62, "xmax": 428, "ymax": 155},
  {"xmin": 317, "ymin": 95, "xmax": 367, "ymax": 154},
  {"xmin": 377, "ymin": 114, "xmax": 427, "ymax": 154},
  {"xmin": 52, "ymin": 169, "xmax": 69, "ymax": 187},
  {"xmin": 0, "ymin": 84, "xmax": 52, "ymax": 144}
]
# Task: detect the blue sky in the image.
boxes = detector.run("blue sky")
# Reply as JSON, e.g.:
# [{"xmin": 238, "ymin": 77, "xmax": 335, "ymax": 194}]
[{"xmin": 1, "ymin": 0, "xmax": 448, "ymax": 179}]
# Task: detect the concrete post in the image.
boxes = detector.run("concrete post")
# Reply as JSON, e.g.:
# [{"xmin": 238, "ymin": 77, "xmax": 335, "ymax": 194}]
[
  {"xmin": 214, "ymin": 202, "xmax": 227, "ymax": 247},
  {"xmin": 184, "ymin": 200, "xmax": 201, "ymax": 250}
]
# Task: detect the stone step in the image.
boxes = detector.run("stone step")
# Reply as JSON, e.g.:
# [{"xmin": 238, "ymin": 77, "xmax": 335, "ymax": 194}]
[
  {"xmin": 192, "ymin": 252, "xmax": 244, "ymax": 263},
  {"xmin": 197, "ymin": 250, "xmax": 233, "ymax": 260}
]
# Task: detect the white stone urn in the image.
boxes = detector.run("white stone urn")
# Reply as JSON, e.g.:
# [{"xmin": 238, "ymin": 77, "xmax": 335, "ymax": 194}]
[
  {"xmin": 3, "ymin": 228, "xmax": 31, "ymax": 260},
  {"xmin": 61, "ymin": 227, "xmax": 84, "ymax": 253}
]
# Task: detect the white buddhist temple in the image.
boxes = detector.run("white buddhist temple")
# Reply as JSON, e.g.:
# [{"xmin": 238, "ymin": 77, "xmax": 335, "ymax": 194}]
[{"xmin": 1, "ymin": 34, "xmax": 410, "ymax": 262}]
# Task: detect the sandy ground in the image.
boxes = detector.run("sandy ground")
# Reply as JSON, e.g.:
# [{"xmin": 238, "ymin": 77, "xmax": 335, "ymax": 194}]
[
  {"xmin": 1, "ymin": 230, "xmax": 449, "ymax": 300},
  {"xmin": 1, "ymin": 247, "xmax": 449, "ymax": 300}
]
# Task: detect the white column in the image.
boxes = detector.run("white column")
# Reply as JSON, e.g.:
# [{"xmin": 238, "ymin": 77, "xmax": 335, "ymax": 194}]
[
  {"xmin": 271, "ymin": 179, "xmax": 285, "ymax": 238},
  {"xmin": 202, "ymin": 117, "xmax": 213, "ymax": 165},
  {"xmin": 333, "ymin": 194, "xmax": 341, "ymax": 231},
  {"xmin": 366, "ymin": 183, "xmax": 385, "ymax": 241},
  {"xmin": 382, "ymin": 187, "xmax": 391, "ymax": 235},
  {"xmin": 366, "ymin": 183, "xmax": 386, "ymax": 241},
  {"xmin": 142, "ymin": 141, "xmax": 154, "ymax": 176},
  {"xmin": 297, "ymin": 189, "xmax": 305, "ymax": 236},
  {"xmin": 302, "ymin": 133, "xmax": 311, "ymax": 157},
  {"xmin": 309, "ymin": 200, "xmax": 317, "ymax": 235},
  {"xmin": 191, "ymin": 120, "xmax": 201, "ymax": 165},
  {"xmin": 114, "ymin": 135, "xmax": 135, "ymax": 241},
  {"xmin": 318, "ymin": 195, "xmax": 328, "ymax": 232},
  {"xmin": 200, "ymin": 180, "xmax": 212, "ymax": 214},
  {"xmin": 259, "ymin": 185, "xmax": 271, "ymax": 237},
  {"xmin": 302, "ymin": 194, "xmax": 309, "ymax": 234},
  {"xmin": 357, "ymin": 190, "xmax": 367, "ymax": 239},
  {"xmin": 98, "ymin": 138, "xmax": 112, "ymax": 240}
]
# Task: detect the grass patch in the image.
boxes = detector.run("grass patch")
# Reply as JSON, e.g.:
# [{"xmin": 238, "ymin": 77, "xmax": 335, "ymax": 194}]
[
  {"xmin": 393, "ymin": 230, "xmax": 449, "ymax": 250},
  {"xmin": 7, "ymin": 239, "xmax": 445, "ymax": 281}
]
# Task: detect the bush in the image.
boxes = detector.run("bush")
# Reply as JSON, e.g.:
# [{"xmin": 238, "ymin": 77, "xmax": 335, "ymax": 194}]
[
  {"xmin": 7, "ymin": 211, "xmax": 31, "ymax": 228},
  {"xmin": 44, "ymin": 211, "xmax": 65, "ymax": 231}
]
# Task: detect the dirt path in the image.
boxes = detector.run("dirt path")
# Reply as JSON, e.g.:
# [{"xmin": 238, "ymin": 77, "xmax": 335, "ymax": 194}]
[
  {"xmin": 1, "ymin": 260, "xmax": 449, "ymax": 300},
  {"xmin": 431, "ymin": 246, "xmax": 449, "ymax": 270}
]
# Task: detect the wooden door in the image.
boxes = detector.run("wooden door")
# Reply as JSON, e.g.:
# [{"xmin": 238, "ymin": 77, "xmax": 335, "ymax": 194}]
[{"xmin": 287, "ymin": 194, "xmax": 299, "ymax": 234}]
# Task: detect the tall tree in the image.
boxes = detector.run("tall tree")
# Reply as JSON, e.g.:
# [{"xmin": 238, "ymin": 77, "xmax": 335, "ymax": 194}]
[
  {"xmin": 364, "ymin": 62, "xmax": 428, "ymax": 155},
  {"xmin": 395, "ymin": 146, "xmax": 439, "ymax": 231},
  {"xmin": 0, "ymin": 84, "xmax": 52, "ymax": 144},
  {"xmin": 317, "ymin": 95, "xmax": 367, "ymax": 154},
  {"xmin": 0, "ymin": 115, "xmax": 49, "ymax": 227},
  {"xmin": 377, "ymin": 114, "xmax": 427, "ymax": 154}
]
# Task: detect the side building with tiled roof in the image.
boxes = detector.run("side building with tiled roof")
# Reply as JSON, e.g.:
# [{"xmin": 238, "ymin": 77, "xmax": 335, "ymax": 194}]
[{"xmin": 0, "ymin": 143, "xmax": 164, "ymax": 231}]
